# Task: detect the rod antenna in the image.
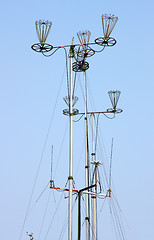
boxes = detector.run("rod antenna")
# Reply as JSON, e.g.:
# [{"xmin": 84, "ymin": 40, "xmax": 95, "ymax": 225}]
[{"xmin": 50, "ymin": 145, "xmax": 54, "ymax": 187}]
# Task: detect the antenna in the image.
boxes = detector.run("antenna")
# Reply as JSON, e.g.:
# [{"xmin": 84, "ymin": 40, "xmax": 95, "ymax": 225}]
[
  {"xmin": 107, "ymin": 90, "xmax": 122, "ymax": 113},
  {"xmin": 77, "ymin": 31, "xmax": 95, "ymax": 58},
  {"xmin": 95, "ymin": 14, "xmax": 118, "ymax": 47},
  {"xmin": 63, "ymin": 96, "xmax": 78, "ymax": 107},
  {"xmin": 102, "ymin": 14, "xmax": 118, "ymax": 40},
  {"xmin": 35, "ymin": 20, "xmax": 52, "ymax": 45},
  {"xmin": 32, "ymin": 20, "xmax": 53, "ymax": 52},
  {"xmin": 63, "ymin": 96, "xmax": 79, "ymax": 116},
  {"xmin": 72, "ymin": 31, "xmax": 94, "ymax": 72},
  {"xmin": 108, "ymin": 90, "xmax": 121, "ymax": 110},
  {"xmin": 50, "ymin": 145, "xmax": 54, "ymax": 187},
  {"xmin": 31, "ymin": 15, "xmax": 122, "ymax": 240}
]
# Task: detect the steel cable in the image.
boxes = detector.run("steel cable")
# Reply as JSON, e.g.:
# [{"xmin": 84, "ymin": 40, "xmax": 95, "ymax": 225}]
[{"xmin": 19, "ymin": 68, "xmax": 65, "ymax": 240}]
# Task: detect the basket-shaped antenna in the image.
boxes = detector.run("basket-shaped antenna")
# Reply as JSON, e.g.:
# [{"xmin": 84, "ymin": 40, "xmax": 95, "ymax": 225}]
[
  {"xmin": 77, "ymin": 31, "xmax": 91, "ymax": 49},
  {"xmin": 77, "ymin": 31, "xmax": 95, "ymax": 58},
  {"xmin": 108, "ymin": 90, "xmax": 121, "ymax": 110},
  {"xmin": 102, "ymin": 14, "xmax": 118, "ymax": 40},
  {"xmin": 63, "ymin": 96, "xmax": 79, "ymax": 116},
  {"xmin": 95, "ymin": 14, "xmax": 118, "ymax": 47},
  {"xmin": 63, "ymin": 96, "xmax": 78, "ymax": 107},
  {"xmin": 32, "ymin": 20, "xmax": 53, "ymax": 53},
  {"xmin": 35, "ymin": 20, "xmax": 52, "ymax": 45}
]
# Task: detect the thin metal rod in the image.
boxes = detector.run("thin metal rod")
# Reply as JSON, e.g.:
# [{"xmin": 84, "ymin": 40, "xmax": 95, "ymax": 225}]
[
  {"xmin": 74, "ymin": 110, "xmax": 121, "ymax": 115},
  {"xmin": 78, "ymin": 193, "xmax": 81, "ymax": 240},
  {"xmin": 51, "ymin": 145, "xmax": 53, "ymax": 180},
  {"xmin": 92, "ymin": 114, "xmax": 96, "ymax": 240},
  {"xmin": 48, "ymin": 41, "xmax": 100, "ymax": 49},
  {"xmin": 68, "ymin": 46, "xmax": 74, "ymax": 240},
  {"xmin": 82, "ymin": 191, "xmax": 106, "ymax": 197},
  {"xmin": 84, "ymin": 70, "xmax": 90, "ymax": 240}
]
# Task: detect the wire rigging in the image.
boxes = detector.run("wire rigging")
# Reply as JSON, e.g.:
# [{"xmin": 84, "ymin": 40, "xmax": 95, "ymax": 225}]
[
  {"xmin": 109, "ymin": 138, "xmax": 113, "ymax": 189},
  {"xmin": 38, "ymin": 191, "xmax": 51, "ymax": 240},
  {"xmin": 73, "ymin": 113, "xmax": 84, "ymax": 122},
  {"xmin": 19, "ymin": 67, "xmax": 65, "ymax": 240},
  {"xmin": 36, "ymin": 181, "xmax": 50, "ymax": 204},
  {"xmin": 53, "ymin": 120, "xmax": 69, "ymax": 179},
  {"xmin": 94, "ymin": 114, "xmax": 100, "ymax": 156},
  {"xmin": 101, "ymin": 112, "xmax": 115, "ymax": 119},
  {"xmin": 110, "ymin": 198, "xmax": 126, "ymax": 240},
  {"xmin": 42, "ymin": 47, "xmax": 61, "ymax": 57},
  {"xmin": 44, "ymin": 193, "xmax": 64, "ymax": 240},
  {"xmin": 63, "ymin": 47, "xmax": 70, "ymax": 98},
  {"xmin": 73, "ymin": 71, "xmax": 77, "ymax": 98},
  {"xmin": 58, "ymin": 198, "xmax": 77, "ymax": 240}
]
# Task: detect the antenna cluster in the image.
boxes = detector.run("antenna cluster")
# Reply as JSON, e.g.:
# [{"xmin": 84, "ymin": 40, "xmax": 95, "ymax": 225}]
[
  {"xmin": 30, "ymin": 14, "xmax": 123, "ymax": 240},
  {"xmin": 31, "ymin": 14, "xmax": 122, "ymax": 116},
  {"xmin": 31, "ymin": 14, "xmax": 118, "ymax": 54}
]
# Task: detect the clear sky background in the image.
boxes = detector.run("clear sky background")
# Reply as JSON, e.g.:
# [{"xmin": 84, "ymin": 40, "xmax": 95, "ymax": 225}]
[{"xmin": 0, "ymin": 0, "xmax": 154, "ymax": 240}]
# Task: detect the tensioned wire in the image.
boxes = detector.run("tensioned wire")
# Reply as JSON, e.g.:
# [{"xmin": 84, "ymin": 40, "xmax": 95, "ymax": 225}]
[
  {"xmin": 19, "ymin": 67, "xmax": 66, "ymax": 240},
  {"xmin": 44, "ymin": 195, "xmax": 77, "ymax": 240},
  {"xmin": 85, "ymin": 73, "xmax": 110, "ymax": 190},
  {"xmin": 26, "ymin": 181, "xmax": 50, "ymax": 219},
  {"xmin": 74, "ymin": 71, "xmax": 109, "ymax": 195},
  {"xmin": 72, "ymin": 71, "xmax": 113, "ymax": 240},
  {"xmin": 84, "ymin": 73, "xmax": 125, "ymax": 238},
  {"xmin": 44, "ymin": 192, "xmax": 64, "ymax": 240},
  {"xmin": 96, "ymin": 133, "xmax": 127, "ymax": 240},
  {"xmin": 38, "ymin": 191, "xmax": 51, "ymax": 240},
  {"xmin": 24, "ymin": 116, "xmax": 68, "ymax": 222},
  {"xmin": 95, "ymin": 133, "xmax": 126, "ymax": 240},
  {"xmin": 109, "ymin": 198, "xmax": 126, "ymax": 240},
  {"xmin": 53, "ymin": 120, "xmax": 69, "ymax": 179},
  {"xmin": 57, "ymin": 198, "xmax": 78, "ymax": 240},
  {"xmin": 72, "ymin": 71, "xmax": 116, "ymax": 240},
  {"xmin": 64, "ymin": 53, "xmax": 125, "ymax": 240}
]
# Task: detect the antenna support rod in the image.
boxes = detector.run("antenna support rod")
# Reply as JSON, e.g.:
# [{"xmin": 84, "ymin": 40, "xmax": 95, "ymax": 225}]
[{"xmin": 68, "ymin": 44, "xmax": 74, "ymax": 240}]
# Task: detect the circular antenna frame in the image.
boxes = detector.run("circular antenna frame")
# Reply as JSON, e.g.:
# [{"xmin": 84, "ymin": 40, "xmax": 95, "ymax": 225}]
[
  {"xmin": 107, "ymin": 108, "xmax": 123, "ymax": 114},
  {"xmin": 72, "ymin": 61, "xmax": 89, "ymax": 72},
  {"xmin": 63, "ymin": 108, "xmax": 79, "ymax": 116},
  {"xmin": 31, "ymin": 43, "xmax": 53, "ymax": 53},
  {"xmin": 95, "ymin": 37, "xmax": 116, "ymax": 47},
  {"xmin": 77, "ymin": 46, "xmax": 95, "ymax": 58}
]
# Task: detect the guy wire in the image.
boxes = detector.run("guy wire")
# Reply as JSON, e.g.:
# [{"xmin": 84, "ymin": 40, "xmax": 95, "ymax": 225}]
[{"xmin": 19, "ymin": 67, "xmax": 65, "ymax": 240}]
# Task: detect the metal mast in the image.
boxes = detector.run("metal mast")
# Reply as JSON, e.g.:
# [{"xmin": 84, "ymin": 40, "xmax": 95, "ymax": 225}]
[
  {"xmin": 68, "ymin": 44, "xmax": 74, "ymax": 240},
  {"xmin": 31, "ymin": 14, "xmax": 121, "ymax": 240},
  {"xmin": 92, "ymin": 114, "xmax": 96, "ymax": 240},
  {"xmin": 76, "ymin": 30, "xmax": 93, "ymax": 240},
  {"xmin": 84, "ymin": 70, "xmax": 90, "ymax": 240}
]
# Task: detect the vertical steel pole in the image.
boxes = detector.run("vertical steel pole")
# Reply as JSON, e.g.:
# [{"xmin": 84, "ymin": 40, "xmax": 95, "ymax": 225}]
[
  {"xmin": 68, "ymin": 46, "xmax": 74, "ymax": 240},
  {"xmin": 78, "ymin": 192, "xmax": 81, "ymax": 240},
  {"xmin": 92, "ymin": 114, "xmax": 96, "ymax": 240},
  {"xmin": 84, "ymin": 70, "xmax": 90, "ymax": 240}
]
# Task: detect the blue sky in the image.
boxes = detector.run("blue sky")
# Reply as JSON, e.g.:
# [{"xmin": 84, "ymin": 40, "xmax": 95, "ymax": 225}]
[{"xmin": 0, "ymin": 0, "xmax": 154, "ymax": 240}]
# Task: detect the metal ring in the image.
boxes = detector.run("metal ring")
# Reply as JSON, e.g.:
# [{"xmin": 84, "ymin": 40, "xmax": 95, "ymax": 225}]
[
  {"xmin": 72, "ymin": 61, "xmax": 89, "ymax": 72},
  {"xmin": 95, "ymin": 37, "xmax": 116, "ymax": 47},
  {"xmin": 77, "ymin": 46, "xmax": 95, "ymax": 58},
  {"xmin": 107, "ymin": 108, "xmax": 123, "ymax": 113},
  {"xmin": 31, "ymin": 43, "xmax": 53, "ymax": 52},
  {"xmin": 63, "ymin": 108, "xmax": 79, "ymax": 116}
]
